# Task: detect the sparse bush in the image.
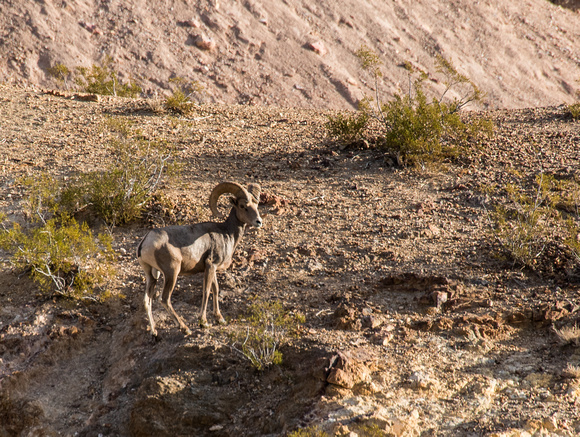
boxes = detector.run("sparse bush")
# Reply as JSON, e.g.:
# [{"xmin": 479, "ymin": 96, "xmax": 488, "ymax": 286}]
[
  {"xmin": 375, "ymin": 56, "xmax": 492, "ymax": 166},
  {"xmin": 165, "ymin": 77, "xmax": 203, "ymax": 114},
  {"xmin": 75, "ymin": 56, "xmax": 141, "ymax": 97},
  {"xmin": 488, "ymin": 174, "xmax": 556, "ymax": 269},
  {"xmin": 0, "ymin": 213, "xmax": 114, "ymax": 300},
  {"xmin": 355, "ymin": 423, "xmax": 387, "ymax": 436},
  {"xmin": 287, "ymin": 426, "xmax": 329, "ymax": 437},
  {"xmin": 325, "ymin": 103, "xmax": 369, "ymax": 143},
  {"xmin": 560, "ymin": 180, "xmax": 580, "ymax": 263},
  {"xmin": 20, "ymin": 173, "xmax": 65, "ymax": 222},
  {"xmin": 567, "ymin": 103, "xmax": 580, "ymax": 120},
  {"xmin": 63, "ymin": 139, "xmax": 179, "ymax": 226},
  {"xmin": 563, "ymin": 363, "xmax": 580, "ymax": 379},
  {"xmin": 47, "ymin": 63, "xmax": 71, "ymax": 89},
  {"xmin": 230, "ymin": 299, "xmax": 304, "ymax": 371},
  {"xmin": 19, "ymin": 119, "xmax": 179, "ymax": 227},
  {"xmin": 488, "ymin": 174, "xmax": 580, "ymax": 272},
  {"xmin": 328, "ymin": 47, "xmax": 492, "ymax": 166},
  {"xmin": 566, "ymin": 219, "xmax": 580, "ymax": 263}
]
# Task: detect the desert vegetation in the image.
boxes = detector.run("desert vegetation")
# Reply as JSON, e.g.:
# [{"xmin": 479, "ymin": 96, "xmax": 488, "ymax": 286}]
[{"xmin": 326, "ymin": 50, "xmax": 493, "ymax": 167}]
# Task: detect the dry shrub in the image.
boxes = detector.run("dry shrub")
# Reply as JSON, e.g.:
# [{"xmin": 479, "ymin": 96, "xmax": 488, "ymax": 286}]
[{"xmin": 229, "ymin": 299, "xmax": 304, "ymax": 371}]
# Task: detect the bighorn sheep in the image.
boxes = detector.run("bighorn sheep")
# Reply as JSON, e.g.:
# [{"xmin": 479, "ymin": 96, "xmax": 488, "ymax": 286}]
[{"xmin": 137, "ymin": 181, "xmax": 262, "ymax": 336}]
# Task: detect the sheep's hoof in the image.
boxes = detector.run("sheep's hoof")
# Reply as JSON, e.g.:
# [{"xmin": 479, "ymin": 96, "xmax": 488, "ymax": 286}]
[
  {"xmin": 217, "ymin": 317, "xmax": 227, "ymax": 326},
  {"xmin": 199, "ymin": 319, "xmax": 210, "ymax": 329},
  {"xmin": 182, "ymin": 327, "xmax": 192, "ymax": 336}
]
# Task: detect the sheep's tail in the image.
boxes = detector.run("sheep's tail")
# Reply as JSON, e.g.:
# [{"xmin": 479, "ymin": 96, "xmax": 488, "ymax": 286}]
[
  {"xmin": 137, "ymin": 232, "xmax": 161, "ymax": 280},
  {"xmin": 136, "ymin": 233, "xmax": 147, "ymax": 259}
]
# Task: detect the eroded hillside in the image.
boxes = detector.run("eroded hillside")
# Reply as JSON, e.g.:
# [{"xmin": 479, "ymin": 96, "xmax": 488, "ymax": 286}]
[{"xmin": 0, "ymin": 0, "xmax": 579, "ymax": 110}]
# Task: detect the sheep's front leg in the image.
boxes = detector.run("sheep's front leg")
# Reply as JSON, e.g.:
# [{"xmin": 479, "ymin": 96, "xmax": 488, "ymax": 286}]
[{"xmin": 200, "ymin": 261, "xmax": 216, "ymax": 328}]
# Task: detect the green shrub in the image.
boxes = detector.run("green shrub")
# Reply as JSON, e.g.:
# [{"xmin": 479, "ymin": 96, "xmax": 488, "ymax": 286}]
[
  {"xmin": 380, "ymin": 88, "xmax": 457, "ymax": 163},
  {"xmin": 230, "ymin": 299, "xmax": 304, "ymax": 371},
  {"xmin": 47, "ymin": 63, "xmax": 71, "ymax": 89},
  {"xmin": 488, "ymin": 174, "xmax": 557, "ymax": 268},
  {"xmin": 562, "ymin": 181, "xmax": 580, "ymax": 262},
  {"xmin": 63, "ymin": 139, "xmax": 179, "ymax": 226},
  {"xmin": 355, "ymin": 423, "xmax": 387, "ymax": 436},
  {"xmin": 567, "ymin": 103, "xmax": 580, "ymax": 120},
  {"xmin": 20, "ymin": 173, "xmax": 64, "ymax": 222},
  {"xmin": 20, "ymin": 123, "xmax": 178, "ymax": 227},
  {"xmin": 165, "ymin": 77, "xmax": 203, "ymax": 114},
  {"xmin": 75, "ymin": 56, "xmax": 141, "ymax": 97},
  {"xmin": 0, "ymin": 214, "xmax": 114, "ymax": 299},
  {"xmin": 325, "ymin": 105, "xmax": 369, "ymax": 143},
  {"xmin": 287, "ymin": 427, "xmax": 329, "ymax": 437},
  {"xmin": 332, "ymin": 47, "xmax": 492, "ymax": 167}
]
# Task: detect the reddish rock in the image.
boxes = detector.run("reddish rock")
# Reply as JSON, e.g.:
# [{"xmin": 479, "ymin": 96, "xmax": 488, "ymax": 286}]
[
  {"xmin": 325, "ymin": 351, "xmax": 371, "ymax": 389},
  {"xmin": 307, "ymin": 41, "xmax": 327, "ymax": 56}
]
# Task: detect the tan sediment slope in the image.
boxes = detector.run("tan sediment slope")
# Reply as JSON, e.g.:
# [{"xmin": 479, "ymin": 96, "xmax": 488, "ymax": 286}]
[{"xmin": 0, "ymin": 0, "xmax": 578, "ymax": 109}]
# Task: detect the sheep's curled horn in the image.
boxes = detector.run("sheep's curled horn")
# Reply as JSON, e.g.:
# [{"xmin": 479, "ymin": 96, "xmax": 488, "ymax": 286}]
[{"xmin": 209, "ymin": 181, "xmax": 261, "ymax": 217}]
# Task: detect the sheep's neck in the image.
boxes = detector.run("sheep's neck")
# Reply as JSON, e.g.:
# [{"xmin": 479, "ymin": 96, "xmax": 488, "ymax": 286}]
[{"xmin": 225, "ymin": 207, "xmax": 246, "ymax": 250}]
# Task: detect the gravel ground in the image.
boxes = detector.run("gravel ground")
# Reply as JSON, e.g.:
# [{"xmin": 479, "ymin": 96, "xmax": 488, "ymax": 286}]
[{"xmin": 0, "ymin": 85, "xmax": 579, "ymax": 436}]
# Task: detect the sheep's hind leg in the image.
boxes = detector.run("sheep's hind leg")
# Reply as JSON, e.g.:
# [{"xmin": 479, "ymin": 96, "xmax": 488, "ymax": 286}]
[
  {"xmin": 161, "ymin": 268, "xmax": 192, "ymax": 335},
  {"xmin": 211, "ymin": 274, "xmax": 226, "ymax": 325},
  {"xmin": 142, "ymin": 264, "xmax": 159, "ymax": 336}
]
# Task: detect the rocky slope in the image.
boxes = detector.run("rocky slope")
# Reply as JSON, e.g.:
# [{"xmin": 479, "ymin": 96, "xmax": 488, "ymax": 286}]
[
  {"xmin": 0, "ymin": 84, "xmax": 579, "ymax": 435},
  {"xmin": 0, "ymin": 0, "xmax": 579, "ymax": 110}
]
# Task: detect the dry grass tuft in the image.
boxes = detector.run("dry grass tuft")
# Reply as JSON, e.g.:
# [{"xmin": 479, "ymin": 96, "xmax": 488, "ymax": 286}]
[
  {"xmin": 553, "ymin": 324, "xmax": 580, "ymax": 346},
  {"xmin": 562, "ymin": 363, "xmax": 580, "ymax": 380}
]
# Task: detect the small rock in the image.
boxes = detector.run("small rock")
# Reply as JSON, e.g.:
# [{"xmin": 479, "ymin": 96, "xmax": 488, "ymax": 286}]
[
  {"xmin": 73, "ymin": 93, "xmax": 100, "ymax": 102},
  {"xmin": 306, "ymin": 259, "xmax": 323, "ymax": 272},
  {"xmin": 193, "ymin": 34, "xmax": 216, "ymax": 51},
  {"xmin": 325, "ymin": 351, "xmax": 371, "ymax": 390},
  {"xmin": 181, "ymin": 19, "xmax": 201, "ymax": 28},
  {"xmin": 79, "ymin": 21, "xmax": 103, "ymax": 35},
  {"xmin": 334, "ymin": 303, "xmax": 361, "ymax": 331},
  {"xmin": 427, "ymin": 223, "xmax": 441, "ymax": 237},
  {"xmin": 432, "ymin": 290, "xmax": 448, "ymax": 308},
  {"xmin": 391, "ymin": 410, "xmax": 420, "ymax": 437},
  {"xmin": 542, "ymin": 417, "xmax": 557, "ymax": 432},
  {"xmin": 307, "ymin": 41, "xmax": 327, "ymax": 56},
  {"xmin": 362, "ymin": 314, "xmax": 382, "ymax": 330},
  {"xmin": 372, "ymin": 332, "xmax": 393, "ymax": 346},
  {"xmin": 408, "ymin": 371, "xmax": 433, "ymax": 390},
  {"xmin": 327, "ymin": 367, "xmax": 354, "ymax": 389}
]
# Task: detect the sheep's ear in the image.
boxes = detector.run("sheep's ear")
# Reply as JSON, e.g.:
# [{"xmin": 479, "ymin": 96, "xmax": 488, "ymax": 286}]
[
  {"xmin": 247, "ymin": 183, "xmax": 261, "ymax": 203},
  {"xmin": 230, "ymin": 196, "xmax": 237, "ymax": 206}
]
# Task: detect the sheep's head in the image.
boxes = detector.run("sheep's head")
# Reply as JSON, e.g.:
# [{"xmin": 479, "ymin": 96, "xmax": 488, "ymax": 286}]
[{"xmin": 209, "ymin": 182, "xmax": 263, "ymax": 228}]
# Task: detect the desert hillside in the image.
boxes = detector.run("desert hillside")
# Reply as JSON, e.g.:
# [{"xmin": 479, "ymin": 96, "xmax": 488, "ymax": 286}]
[
  {"xmin": 0, "ymin": 0, "xmax": 579, "ymax": 109},
  {"xmin": 1, "ymin": 1, "xmax": 580, "ymax": 436}
]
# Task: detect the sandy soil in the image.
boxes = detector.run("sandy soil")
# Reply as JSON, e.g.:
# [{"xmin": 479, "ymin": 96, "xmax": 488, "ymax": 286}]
[{"xmin": 0, "ymin": 84, "xmax": 579, "ymax": 436}]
